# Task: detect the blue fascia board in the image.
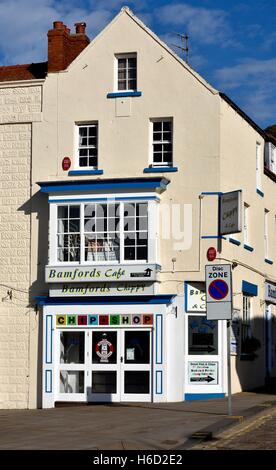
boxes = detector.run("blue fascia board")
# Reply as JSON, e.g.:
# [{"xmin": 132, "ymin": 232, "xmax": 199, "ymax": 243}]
[
  {"xmin": 185, "ymin": 393, "xmax": 225, "ymax": 401},
  {"xmin": 35, "ymin": 294, "xmax": 176, "ymax": 306},
  {"xmin": 38, "ymin": 177, "xmax": 170, "ymax": 194},
  {"xmin": 244, "ymin": 244, "xmax": 254, "ymax": 252},
  {"xmin": 229, "ymin": 238, "xmax": 241, "ymax": 246},
  {"xmin": 201, "ymin": 192, "xmax": 223, "ymax": 196},
  {"xmin": 201, "ymin": 235, "xmax": 227, "ymax": 239},
  {"xmin": 265, "ymin": 258, "xmax": 274, "ymax": 265},
  {"xmin": 107, "ymin": 91, "xmax": 142, "ymax": 98},
  {"xmin": 68, "ymin": 170, "xmax": 104, "ymax": 176},
  {"xmin": 256, "ymin": 188, "xmax": 264, "ymax": 197},
  {"xmin": 143, "ymin": 167, "xmax": 178, "ymax": 173},
  {"xmin": 242, "ymin": 280, "xmax": 258, "ymax": 296}
]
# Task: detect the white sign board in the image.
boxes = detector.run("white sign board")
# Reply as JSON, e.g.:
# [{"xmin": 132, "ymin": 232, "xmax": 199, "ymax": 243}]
[
  {"xmin": 49, "ymin": 282, "xmax": 155, "ymax": 297},
  {"xmin": 205, "ymin": 264, "xmax": 232, "ymax": 320},
  {"xmin": 185, "ymin": 282, "xmax": 206, "ymax": 312},
  {"xmin": 265, "ymin": 282, "xmax": 276, "ymax": 305},
  {"xmin": 188, "ymin": 361, "xmax": 218, "ymax": 385},
  {"xmin": 45, "ymin": 264, "xmax": 159, "ymax": 283},
  {"xmin": 219, "ymin": 190, "xmax": 242, "ymax": 236}
]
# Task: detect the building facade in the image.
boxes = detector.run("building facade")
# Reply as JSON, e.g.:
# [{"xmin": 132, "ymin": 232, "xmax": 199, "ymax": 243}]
[{"xmin": 0, "ymin": 7, "xmax": 275, "ymax": 408}]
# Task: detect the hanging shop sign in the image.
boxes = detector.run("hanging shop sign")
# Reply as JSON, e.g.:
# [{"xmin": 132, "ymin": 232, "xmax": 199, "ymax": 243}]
[
  {"xmin": 56, "ymin": 313, "xmax": 153, "ymax": 327},
  {"xmin": 205, "ymin": 264, "xmax": 232, "ymax": 320},
  {"xmin": 188, "ymin": 361, "xmax": 218, "ymax": 385},
  {"xmin": 49, "ymin": 282, "xmax": 155, "ymax": 297},
  {"xmin": 219, "ymin": 190, "xmax": 242, "ymax": 236},
  {"xmin": 45, "ymin": 264, "xmax": 160, "ymax": 283},
  {"xmin": 185, "ymin": 281, "xmax": 206, "ymax": 312},
  {"xmin": 265, "ymin": 282, "xmax": 276, "ymax": 305}
]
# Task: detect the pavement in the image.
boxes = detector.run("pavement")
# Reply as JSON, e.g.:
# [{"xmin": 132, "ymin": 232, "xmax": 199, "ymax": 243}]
[{"xmin": 1, "ymin": 390, "xmax": 276, "ymax": 450}]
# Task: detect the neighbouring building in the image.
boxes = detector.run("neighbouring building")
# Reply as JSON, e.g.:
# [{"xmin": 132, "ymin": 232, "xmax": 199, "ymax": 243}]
[{"xmin": 0, "ymin": 7, "xmax": 275, "ymax": 409}]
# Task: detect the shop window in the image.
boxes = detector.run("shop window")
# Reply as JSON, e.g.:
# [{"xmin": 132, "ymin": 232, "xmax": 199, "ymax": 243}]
[
  {"xmin": 54, "ymin": 201, "xmax": 149, "ymax": 264},
  {"xmin": 60, "ymin": 371, "xmax": 84, "ymax": 394},
  {"xmin": 188, "ymin": 315, "xmax": 218, "ymax": 355}
]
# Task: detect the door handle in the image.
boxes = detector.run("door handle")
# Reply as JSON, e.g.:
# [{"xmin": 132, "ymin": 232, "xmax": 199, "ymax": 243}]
[{"xmin": 120, "ymin": 356, "xmax": 123, "ymax": 363}]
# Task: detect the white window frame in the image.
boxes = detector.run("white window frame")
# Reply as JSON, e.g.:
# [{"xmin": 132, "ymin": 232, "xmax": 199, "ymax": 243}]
[
  {"xmin": 49, "ymin": 200, "xmax": 157, "ymax": 265},
  {"xmin": 265, "ymin": 142, "xmax": 276, "ymax": 174},
  {"xmin": 243, "ymin": 203, "xmax": 250, "ymax": 245},
  {"xmin": 75, "ymin": 122, "xmax": 98, "ymax": 170},
  {"xmin": 114, "ymin": 53, "xmax": 137, "ymax": 92},
  {"xmin": 241, "ymin": 295, "xmax": 252, "ymax": 350},
  {"xmin": 264, "ymin": 209, "xmax": 269, "ymax": 259},
  {"xmin": 149, "ymin": 118, "xmax": 173, "ymax": 167},
  {"xmin": 256, "ymin": 142, "xmax": 262, "ymax": 191}
]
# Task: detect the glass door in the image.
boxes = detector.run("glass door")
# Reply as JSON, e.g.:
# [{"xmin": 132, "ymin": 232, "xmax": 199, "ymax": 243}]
[
  {"xmin": 57, "ymin": 330, "xmax": 87, "ymax": 401},
  {"xmin": 87, "ymin": 330, "xmax": 120, "ymax": 402},
  {"xmin": 121, "ymin": 329, "xmax": 152, "ymax": 402}
]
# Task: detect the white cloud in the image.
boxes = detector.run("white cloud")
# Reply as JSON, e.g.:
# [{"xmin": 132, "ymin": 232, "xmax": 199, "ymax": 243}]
[
  {"xmin": 215, "ymin": 58, "xmax": 276, "ymax": 124},
  {"xmin": 0, "ymin": 0, "xmax": 132, "ymax": 65},
  {"xmin": 156, "ymin": 3, "xmax": 235, "ymax": 47}
]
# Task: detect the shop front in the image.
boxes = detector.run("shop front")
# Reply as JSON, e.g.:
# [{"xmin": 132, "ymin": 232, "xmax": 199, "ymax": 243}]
[
  {"xmin": 39, "ymin": 295, "xmax": 175, "ymax": 408},
  {"xmin": 265, "ymin": 281, "xmax": 276, "ymax": 382}
]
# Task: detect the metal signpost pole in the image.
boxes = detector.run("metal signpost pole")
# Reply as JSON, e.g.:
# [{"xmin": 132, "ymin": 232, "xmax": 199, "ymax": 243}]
[{"xmin": 227, "ymin": 319, "xmax": 232, "ymax": 416}]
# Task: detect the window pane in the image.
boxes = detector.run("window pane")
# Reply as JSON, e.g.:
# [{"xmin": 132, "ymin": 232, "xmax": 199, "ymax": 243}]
[
  {"xmin": 92, "ymin": 372, "xmax": 117, "ymax": 394},
  {"xmin": 124, "ymin": 246, "xmax": 136, "ymax": 260},
  {"xmin": 163, "ymin": 121, "xmax": 172, "ymax": 131},
  {"xmin": 58, "ymin": 206, "xmax": 68, "ymax": 219},
  {"xmin": 58, "ymin": 219, "xmax": 68, "ymax": 233},
  {"xmin": 60, "ymin": 371, "xmax": 84, "ymax": 394},
  {"xmin": 124, "ymin": 233, "xmax": 136, "ymax": 245},
  {"xmin": 92, "ymin": 331, "xmax": 117, "ymax": 364},
  {"xmin": 80, "ymin": 157, "xmax": 88, "ymax": 167},
  {"xmin": 137, "ymin": 246, "xmax": 147, "ymax": 259},
  {"xmin": 69, "ymin": 220, "xmax": 80, "ymax": 232},
  {"xmin": 124, "ymin": 371, "xmax": 149, "ymax": 394},
  {"xmin": 153, "ymin": 152, "xmax": 162, "ymax": 162},
  {"xmin": 188, "ymin": 315, "xmax": 218, "ymax": 355},
  {"xmin": 60, "ymin": 332, "xmax": 84, "ymax": 364},
  {"xmin": 153, "ymin": 122, "xmax": 162, "ymax": 132},
  {"xmin": 153, "ymin": 132, "xmax": 162, "ymax": 141},
  {"xmin": 69, "ymin": 205, "xmax": 80, "ymax": 218},
  {"xmin": 125, "ymin": 331, "xmax": 150, "ymax": 364},
  {"xmin": 128, "ymin": 58, "xmax": 137, "ymax": 68},
  {"xmin": 118, "ymin": 58, "xmax": 126, "ymax": 69},
  {"xmin": 118, "ymin": 81, "xmax": 126, "ymax": 90},
  {"xmin": 128, "ymin": 80, "xmax": 136, "ymax": 90}
]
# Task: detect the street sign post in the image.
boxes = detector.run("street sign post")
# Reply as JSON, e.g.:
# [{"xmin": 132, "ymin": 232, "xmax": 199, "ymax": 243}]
[{"xmin": 205, "ymin": 263, "xmax": 233, "ymax": 416}]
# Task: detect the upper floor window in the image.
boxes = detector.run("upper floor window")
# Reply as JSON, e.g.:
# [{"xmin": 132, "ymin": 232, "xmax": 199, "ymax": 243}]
[
  {"xmin": 256, "ymin": 142, "xmax": 262, "ymax": 190},
  {"xmin": 243, "ymin": 202, "xmax": 250, "ymax": 245},
  {"xmin": 116, "ymin": 54, "xmax": 137, "ymax": 91},
  {"xmin": 265, "ymin": 142, "xmax": 276, "ymax": 175},
  {"xmin": 77, "ymin": 123, "xmax": 98, "ymax": 169},
  {"xmin": 55, "ymin": 201, "xmax": 149, "ymax": 264},
  {"xmin": 264, "ymin": 208, "xmax": 269, "ymax": 259},
  {"xmin": 151, "ymin": 119, "xmax": 173, "ymax": 167}
]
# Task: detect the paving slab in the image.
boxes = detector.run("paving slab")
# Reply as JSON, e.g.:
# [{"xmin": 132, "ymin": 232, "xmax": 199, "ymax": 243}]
[{"xmin": 0, "ymin": 391, "xmax": 275, "ymax": 450}]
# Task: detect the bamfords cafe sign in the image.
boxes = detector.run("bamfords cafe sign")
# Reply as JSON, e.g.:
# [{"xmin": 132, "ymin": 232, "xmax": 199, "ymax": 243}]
[{"xmin": 45, "ymin": 264, "xmax": 159, "ymax": 283}]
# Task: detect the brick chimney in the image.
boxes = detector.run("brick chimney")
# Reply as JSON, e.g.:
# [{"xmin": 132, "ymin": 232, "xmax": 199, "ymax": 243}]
[{"xmin": 48, "ymin": 21, "xmax": 90, "ymax": 72}]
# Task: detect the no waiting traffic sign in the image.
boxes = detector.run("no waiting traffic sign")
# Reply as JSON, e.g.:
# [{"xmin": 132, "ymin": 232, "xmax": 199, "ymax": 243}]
[{"xmin": 205, "ymin": 264, "xmax": 232, "ymax": 320}]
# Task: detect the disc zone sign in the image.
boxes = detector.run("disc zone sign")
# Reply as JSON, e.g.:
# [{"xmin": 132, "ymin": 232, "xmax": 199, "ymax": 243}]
[{"xmin": 205, "ymin": 264, "xmax": 232, "ymax": 320}]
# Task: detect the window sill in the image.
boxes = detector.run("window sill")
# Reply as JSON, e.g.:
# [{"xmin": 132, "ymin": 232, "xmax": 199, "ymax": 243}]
[
  {"xmin": 107, "ymin": 91, "xmax": 142, "ymax": 98},
  {"xmin": 143, "ymin": 166, "xmax": 178, "ymax": 173},
  {"xmin": 265, "ymin": 258, "xmax": 274, "ymax": 265},
  {"xmin": 68, "ymin": 169, "xmax": 104, "ymax": 176},
  {"xmin": 244, "ymin": 244, "xmax": 254, "ymax": 252},
  {"xmin": 229, "ymin": 237, "xmax": 241, "ymax": 246},
  {"xmin": 256, "ymin": 188, "xmax": 264, "ymax": 197}
]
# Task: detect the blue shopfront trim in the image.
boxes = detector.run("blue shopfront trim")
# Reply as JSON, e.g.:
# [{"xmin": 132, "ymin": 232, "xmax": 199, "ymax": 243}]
[
  {"xmin": 242, "ymin": 280, "xmax": 258, "ymax": 296},
  {"xmin": 200, "ymin": 192, "xmax": 223, "ymax": 196},
  {"xmin": 35, "ymin": 294, "xmax": 176, "ymax": 306},
  {"xmin": 49, "ymin": 196, "xmax": 160, "ymax": 203},
  {"xmin": 185, "ymin": 393, "xmax": 225, "ymax": 401},
  {"xmin": 244, "ymin": 244, "xmax": 254, "ymax": 252},
  {"xmin": 201, "ymin": 235, "xmax": 226, "ymax": 239},
  {"xmin": 143, "ymin": 167, "xmax": 178, "ymax": 173},
  {"xmin": 38, "ymin": 177, "xmax": 170, "ymax": 193},
  {"xmin": 107, "ymin": 91, "xmax": 142, "ymax": 98},
  {"xmin": 68, "ymin": 170, "xmax": 104, "ymax": 176},
  {"xmin": 265, "ymin": 258, "xmax": 274, "ymax": 265}
]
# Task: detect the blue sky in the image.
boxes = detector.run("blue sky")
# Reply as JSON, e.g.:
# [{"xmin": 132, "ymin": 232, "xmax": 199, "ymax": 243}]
[{"xmin": 0, "ymin": 0, "xmax": 275, "ymax": 129}]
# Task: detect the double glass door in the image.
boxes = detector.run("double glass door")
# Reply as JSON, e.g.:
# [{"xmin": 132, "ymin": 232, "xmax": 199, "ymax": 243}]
[{"xmin": 58, "ymin": 328, "xmax": 152, "ymax": 402}]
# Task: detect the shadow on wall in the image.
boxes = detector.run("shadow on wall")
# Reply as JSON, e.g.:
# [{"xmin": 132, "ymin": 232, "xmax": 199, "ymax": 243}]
[{"xmin": 18, "ymin": 190, "xmax": 49, "ymax": 408}]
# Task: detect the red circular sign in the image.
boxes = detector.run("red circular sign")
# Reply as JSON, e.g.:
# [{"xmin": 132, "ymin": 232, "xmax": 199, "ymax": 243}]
[
  {"xmin": 207, "ymin": 247, "xmax": 217, "ymax": 262},
  {"xmin": 62, "ymin": 156, "xmax": 71, "ymax": 171}
]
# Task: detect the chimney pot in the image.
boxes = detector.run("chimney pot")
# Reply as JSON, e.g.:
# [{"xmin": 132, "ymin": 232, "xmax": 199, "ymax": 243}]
[
  {"xmin": 65, "ymin": 27, "xmax": 71, "ymax": 34},
  {"xmin": 53, "ymin": 21, "xmax": 64, "ymax": 29},
  {"xmin": 75, "ymin": 22, "xmax": 86, "ymax": 34}
]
